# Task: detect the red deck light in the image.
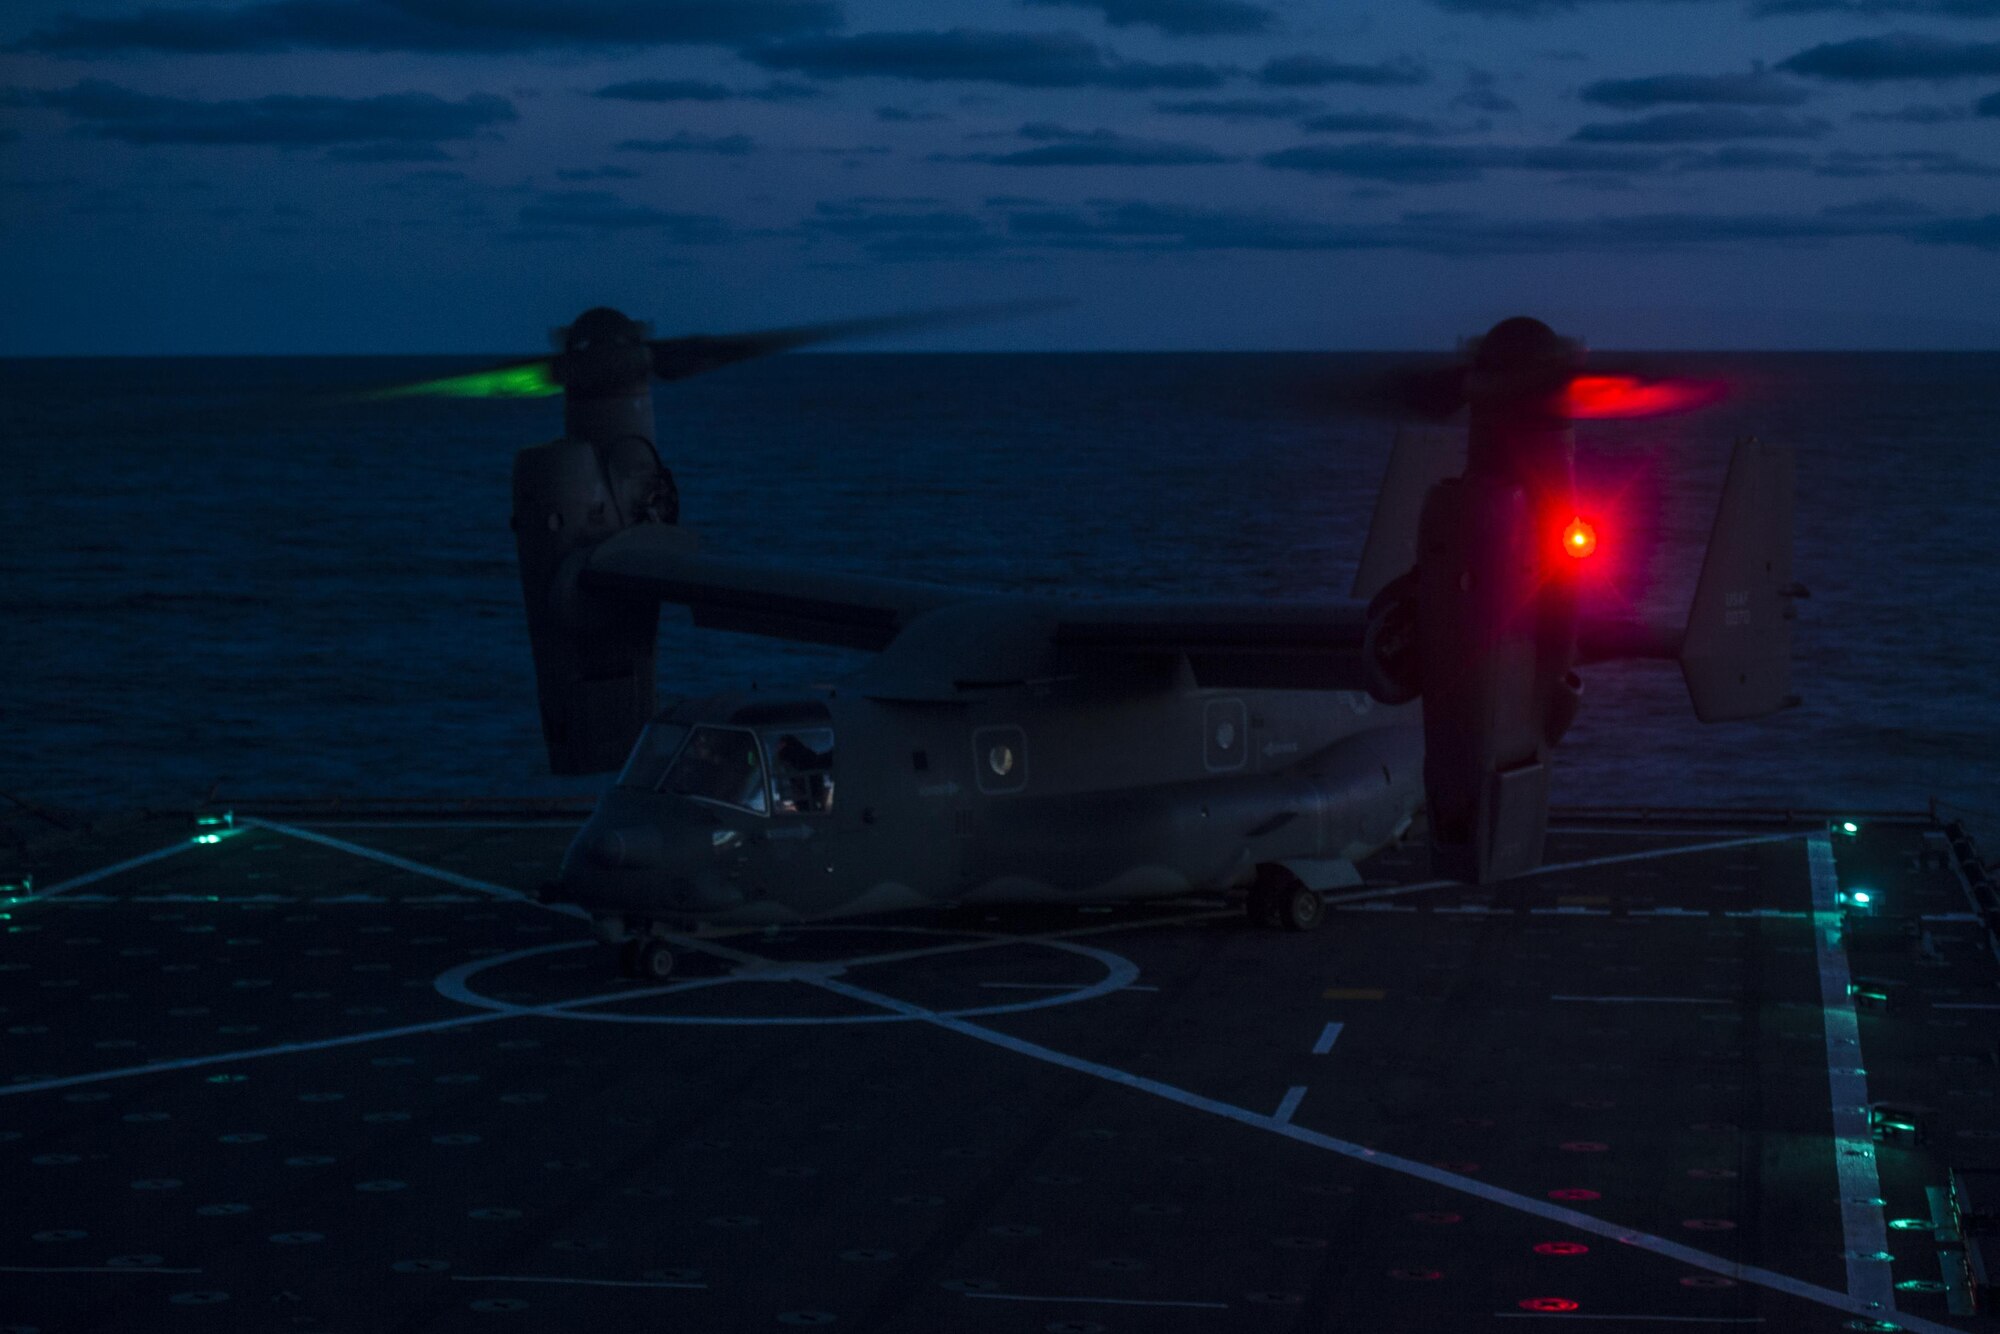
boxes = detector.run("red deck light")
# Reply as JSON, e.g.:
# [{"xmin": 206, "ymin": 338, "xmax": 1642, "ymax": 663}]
[
  {"xmin": 1562, "ymin": 518, "xmax": 1597, "ymax": 559},
  {"xmin": 1519, "ymin": 1297, "xmax": 1581, "ymax": 1312}
]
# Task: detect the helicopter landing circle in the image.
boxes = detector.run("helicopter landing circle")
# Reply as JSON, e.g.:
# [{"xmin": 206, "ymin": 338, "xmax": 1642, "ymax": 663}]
[{"xmin": 434, "ymin": 925, "xmax": 1142, "ymax": 1027}]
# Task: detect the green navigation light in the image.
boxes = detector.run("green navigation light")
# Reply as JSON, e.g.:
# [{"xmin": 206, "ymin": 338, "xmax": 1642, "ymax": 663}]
[
  {"xmin": 371, "ymin": 361, "xmax": 560, "ymax": 400},
  {"xmin": 1840, "ymin": 821, "xmax": 1860, "ymax": 835},
  {"xmin": 1850, "ymin": 890, "xmax": 1872, "ymax": 906},
  {"xmin": 1888, "ymin": 1218, "xmax": 1931, "ymax": 1231}
]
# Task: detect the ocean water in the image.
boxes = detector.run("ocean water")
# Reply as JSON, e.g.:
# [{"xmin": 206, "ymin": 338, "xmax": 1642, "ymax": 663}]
[{"xmin": 2, "ymin": 352, "xmax": 1995, "ymax": 827}]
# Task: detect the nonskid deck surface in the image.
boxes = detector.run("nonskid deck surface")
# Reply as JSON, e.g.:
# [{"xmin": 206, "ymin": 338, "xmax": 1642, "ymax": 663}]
[{"xmin": 1, "ymin": 810, "xmax": 1994, "ymax": 1333}]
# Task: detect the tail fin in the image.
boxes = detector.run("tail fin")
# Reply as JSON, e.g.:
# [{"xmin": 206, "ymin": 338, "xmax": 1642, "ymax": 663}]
[
  {"xmin": 1679, "ymin": 437, "xmax": 1801, "ymax": 722},
  {"xmin": 1352, "ymin": 425, "xmax": 1462, "ymax": 602}
]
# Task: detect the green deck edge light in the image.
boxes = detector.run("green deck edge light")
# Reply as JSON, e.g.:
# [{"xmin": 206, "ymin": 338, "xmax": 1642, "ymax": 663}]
[
  {"xmin": 368, "ymin": 361, "xmax": 560, "ymax": 400},
  {"xmin": 1839, "ymin": 821, "xmax": 1860, "ymax": 835}
]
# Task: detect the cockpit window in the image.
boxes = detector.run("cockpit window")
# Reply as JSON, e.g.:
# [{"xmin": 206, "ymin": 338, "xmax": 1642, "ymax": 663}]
[
  {"xmin": 765, "ymin": 728, "xmax": 835, "ymax": 815},
  {"xmin": 616, "ymin": 724, "xmax": 689, "ymax": 791},
  {"xmin": 664, "ymin": 726, "xmax": 769, "ymax": 815}
]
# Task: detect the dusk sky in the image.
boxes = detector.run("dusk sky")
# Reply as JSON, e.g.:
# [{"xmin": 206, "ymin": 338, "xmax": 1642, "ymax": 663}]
[{"xmin": 4, "ymin": 0, "xmax": 2000, "ymax": 353}]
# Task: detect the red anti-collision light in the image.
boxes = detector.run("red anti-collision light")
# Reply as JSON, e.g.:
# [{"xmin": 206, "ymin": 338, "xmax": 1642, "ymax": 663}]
[
  {"xmin": 1563, "ymin": 518, "xmax": 1597, "ymax": 559},
  {"xmin": 1564, "ymin": 374, "xmax": 1726, "ymax": 419}
]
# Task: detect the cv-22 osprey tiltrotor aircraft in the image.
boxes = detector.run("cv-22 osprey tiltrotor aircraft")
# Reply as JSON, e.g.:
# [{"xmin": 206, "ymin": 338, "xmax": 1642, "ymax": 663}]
[{"xmin": 384, "ymin": 309, "xmax": 1803, "ymax": 980}]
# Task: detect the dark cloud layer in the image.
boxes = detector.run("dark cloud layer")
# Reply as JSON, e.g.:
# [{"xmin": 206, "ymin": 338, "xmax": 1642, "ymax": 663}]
[
  {"xmin": 5, "ymin": 79, "xmax": 514, "ymax": 145},
  {"xmin": 943, "ymin": 122, "xmax": 1230, "ymax": 165},
  {"xmin": 1301, "ymin": 111, "xmax": 1441, "ymax": 134},
  {"xmin": 13, "ymin": 0, "xmax": 838, "ymax": 55},
  {"xmin": 1779, "ymin": 33, "xmax": 2000, "ymax": 81},
  {"xmin": 984, "ymin": 197, "xmax": 2000, "ymax": 255},
  {"xmin": 1257, "ymin": 55, "xmax": 1428, "ymax": 86},
  {"xmin": 1261, "ymin": 140, "xmax": 1658, "ymax": 182},
  {"xmin": 1020, "ymin": 0, "xmax": 1275, "ymax": 35},
  {"xmin": 1152, "ymin": 96, "xmax": 1320, "ymax": 118},
  {"xmin": 614, "ymin": 132, "xmax": 755, "ymax": 155},
  {"xmin": 1755, "ymin": 0, "xmax": 2000, "ymax": 15},
  {"xmin": 1981, "ymin": 90, "xmax": 2000, "ymax": 115},
  {"xmin": 1427, "ymin": 0, "xmax": 1727, "ymax": 15},
  {"xmin": 1579, "ymin": 71, "xmax": 1808, "ymax": 108},
  {"xmin": 592, "ymin": 78, "xmax": 818, "ymax": 102},
  {"xmin": 516, "ymin": 189, "xmax": 731, "ymax": 238},
  {"xmin": 746, "ymin": 29, "xmax": 1225, "ymax": 88},
  {"xmin": 1572, "ymin": 108, "xmax": 1829, "ymax": 141}
]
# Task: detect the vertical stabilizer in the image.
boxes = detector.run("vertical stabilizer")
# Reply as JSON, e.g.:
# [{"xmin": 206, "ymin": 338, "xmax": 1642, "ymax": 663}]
[
  {"xmin": 1352, "ymin": 425, "xmax": 1463, "ymax": 602},
  {"xmin": 1680, "ymin": 437, "xmax": 1800, "ymax": 723}
]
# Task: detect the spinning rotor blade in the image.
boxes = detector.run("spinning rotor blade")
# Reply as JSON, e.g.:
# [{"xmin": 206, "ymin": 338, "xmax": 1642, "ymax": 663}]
[
  {"xmin": 360, "ymin": 299, "xmax": 1065, "ymax": 400},
  {"xmin": 647, "ymin": 300, "xmax": 1066, "ymax": 382},
  {"xmin": 365, "ymin": 357, "xmax": 560, "ymax": 401},
  {"xmin": 1334, "ymin": 352, "xmax": 1728, "ymax": 425}
]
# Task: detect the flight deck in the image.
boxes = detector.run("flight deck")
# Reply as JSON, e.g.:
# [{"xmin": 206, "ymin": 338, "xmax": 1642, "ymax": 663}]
[{"xmin": 3, "ymin": 805, "xmax": 1997, "ymax": 1333}]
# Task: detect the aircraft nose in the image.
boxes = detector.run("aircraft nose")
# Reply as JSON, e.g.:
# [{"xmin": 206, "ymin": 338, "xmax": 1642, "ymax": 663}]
[{"xmin": 583, "ymin": 824, "xmax": 666, "ymax": 870}]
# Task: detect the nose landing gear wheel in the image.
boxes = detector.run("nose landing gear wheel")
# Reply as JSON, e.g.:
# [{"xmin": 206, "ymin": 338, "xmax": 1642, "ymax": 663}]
[
  {"xmin": 635, "ymin": 940, "xmax": 676, "ymax": 981},
  {"xmin": 1248, "ymin": 866, "xmax": 1322, "ymax": 933}
]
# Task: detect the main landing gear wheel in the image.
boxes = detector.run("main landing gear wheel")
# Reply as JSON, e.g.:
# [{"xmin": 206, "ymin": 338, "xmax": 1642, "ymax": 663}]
[
  {"xmin": 619, "ymin": 938, "xmax": 675, "ymax": 981},
  {"xmin": 1247, "ymin": 866, "xmax": 1323, "ymax": 933}
]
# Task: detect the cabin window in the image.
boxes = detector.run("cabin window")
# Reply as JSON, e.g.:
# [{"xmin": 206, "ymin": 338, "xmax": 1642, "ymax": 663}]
[
  {"xmin": 765, "ymin": 728, "xmax": 836, "ymax": 815},
  {"xmin": 664, "ymin": 726, "xmax": 769, "ymax": 816},
  {"xmin": 617, "ymin": 723, "xmax": 689, "ymax": 791}
]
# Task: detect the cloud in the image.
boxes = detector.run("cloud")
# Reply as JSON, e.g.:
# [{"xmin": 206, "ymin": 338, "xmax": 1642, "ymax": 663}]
[
  {"xmin": 745, "ymin": 29, "xmax": 1225, "ymax": 88},
  {"xmin": 13, "ymin": 0, "xmax": 839, "ymax": 55},
  {"xmin": 556, "ymin": 165, "xmax": 642, "ymax": 180},
  {"xmin": 1755, "ymin": 0, "xmax": 2000, "ymax": 15},
  {"xmin": 800, "ymin": 200, "xmax": 1005, "ymax": 258},
  {"xmin": 1579, "ymin": 71, "xmax": 1808, "ymax": 108},
  {"xmin": 1779, "ymin": 33, "xmax": 2000, "ymax": 82},
  {"xmin": 593, "ymin": 78, "xmax": 733, "ymax": 102},
  {"xmin": 876, "ymin": 105, "xmax": 946, "ymax": 121},
  {"xmin": 1258, "ymin": 55, "xmax": 1428, "ymax": 87},
  {"xmin": 1300, "ymin": 111, "xmax": 1441, "ymax": 134},
  {"xmin": 592, "ymin": 78, "xmax": 821, "ymax": 102},
  {"xmin": 323, "ymin": 140, "xmax": 453, "ymax": 162},
  {"xmin": 943, "ymin": 122, "xmax": 1231, "ymax": 165},
  {"xmin": 1853, "ymin": 102, "xmax": 1967, "ymax": 122},
  {"xmin": 1981, "ymin": 89, "xmax": 2000, "ymax": 115},
  {"xmin": 1152, "ymin": 96, "xmax": 1320, "ymax": 118},
  {"xmin": 1452, "ymin": 73, "xmax": 1517, "ymax": 112},
  {"xmin": 993, "ymin": 196, "xmax": 2000, "ymax": 255},
  {"xmin": 5, "ymin": 79, "xmax": 514, "ymax": 145},
  {"xmin": 614, "ymin": 131, "xmax": 755, "ymax": 154},
  {"xmin": 1673, "ymin": 146, "xmax": 1814, "ymax": 170},
  {"xmin": 1817, "ymin": 147, "xmax": 2000, "ymax": 176},
  {"xmin": 1572, "ymin": 108, "xmax": 1829, "ymax": 141},
  {"xmin": 1428, "ymin": 0, "xmax": 1729, "ymax": 14},
  {"xmin": 1020, "ymin": 0, "xmax": 1274, "ymax": 34},
  {"xmin": 1261, "ymin": 139, "xmax": 1658, "ymax": 183},
  {"xmin": 516, "ymin": 189, "xmax": 731, "ymax": 238}
]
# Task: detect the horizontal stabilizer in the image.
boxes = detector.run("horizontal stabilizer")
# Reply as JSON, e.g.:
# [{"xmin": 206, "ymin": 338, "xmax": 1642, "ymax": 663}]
[{"xmin": 1680, "ymin": 437, "xmax": 1799, "ymax": 722}]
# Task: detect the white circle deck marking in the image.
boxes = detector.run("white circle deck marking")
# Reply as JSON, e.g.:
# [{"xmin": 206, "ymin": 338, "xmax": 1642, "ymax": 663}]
[{"xmin": 433, "ymin": 926, "xmax": 1140, "ymax": 1027}]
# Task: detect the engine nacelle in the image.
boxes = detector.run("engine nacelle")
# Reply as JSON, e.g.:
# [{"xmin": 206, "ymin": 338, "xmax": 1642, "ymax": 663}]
[{"xmin": 512, "ymin": 434, "xmax": 677, "ymax": 774}]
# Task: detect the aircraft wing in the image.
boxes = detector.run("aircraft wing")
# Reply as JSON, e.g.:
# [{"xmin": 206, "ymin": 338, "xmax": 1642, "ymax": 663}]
[
  {"xmin": 1053, "ymin": 601, "xmax": 1375, "ymax": 691},
  {"xmin": 581, "ymin": 525, "xmax": 963, "ymax": 651}
]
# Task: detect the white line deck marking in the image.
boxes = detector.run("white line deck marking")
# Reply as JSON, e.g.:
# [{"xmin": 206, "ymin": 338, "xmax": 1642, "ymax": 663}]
[
  {"xmin": 241, "ymin": 819, "xmax": 588, "ymax": 920},
  {"xmin": 298, "ymin": 821, "xmax": 584, "ymax": 829},
  {"xmin": 0, "ymin": 1266, "xmax": 204, "ymax": 1275},
  {"xmin": 802, "ymin": 974, "xmax": 1965, "ymax": 1334},
  {"xmin": 1312, "ymin": 1021, "xmax": 1344, "ymax": 1054},
  {"xmin": 1808, "ymin": 833, "xmax": 1897, "ymax": 1318},
  {"xmin": 1273, "ymin": 1086, "xmax": 1307, "ymax": 1123},
  {"xmin": 1550, "ymin": 995, "xmax": 1731, "ymax": 1005},
  {"xmin": 965, "ymin": 1293, "xmax": 1229, "ymax": 1309},
  {"xmin": 451, "ymin": 1275, "xmax": 707, "ymax": 1290},
  {"xmin": 16, "ymin": 838, "xmax": 204, "ymax": 903}
]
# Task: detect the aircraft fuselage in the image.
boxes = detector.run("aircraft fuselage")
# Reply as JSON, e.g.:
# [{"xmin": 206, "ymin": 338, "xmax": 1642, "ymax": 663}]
[{"xmin": 549, "ymin": 680, "xmax": 1423, "ymax": 935}]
